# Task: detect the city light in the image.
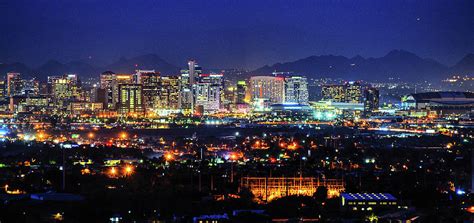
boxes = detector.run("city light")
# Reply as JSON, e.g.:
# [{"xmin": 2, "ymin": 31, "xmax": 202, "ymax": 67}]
[
  {"xmin": 165, "ymin": 153, "xmax": 174, "ymax": 161},
  {"xmin": 119, "ymin": 132, "xmax": 128, "ymax": 140},
  {"xmin": 0, "ymin": 6, "xmax": 472, "ymax": 222},
  {"xmin": 109, "ymin": 167, "xmax": 117, "ymax": 176},
  {"xmin": 124, "ymin": 165, "xmax": 134, "ymax": 176}
]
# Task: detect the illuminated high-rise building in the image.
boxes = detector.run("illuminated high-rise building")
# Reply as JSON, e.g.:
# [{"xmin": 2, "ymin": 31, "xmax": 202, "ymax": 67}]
[
  {"xmin": 158, "ymin": 76, "xmax": 180, "ymax": 109},
  {"xmin": 179, "ymin": 70, "xmax": 193, "ymax": 111},
  {"xmin": 6, "ymin": 73, "xmax": 23, "ymax": 97},
  {"xmin": 0, "ymin": 80, "xmax": 6, "ymax": 100},
  {"xmin": 195, "ymin": 82, "xmax": 221, "ymax": 113},
  {"xmin": 100, "ymin": 73, "xmax": 132, "ymax": 109},
  {"xmin": 322, "ymin": 82, "xmax": 362, "ymax": 103},
  {"xmin": 235, "ymin": 80, "xmax": 247, "ymax": 105},
  {"xmin": 22, "ymin": 78, "xmax": 40, "ymax": 97},
  {"xmin": 363, "ymin": 86, "xmax": 379, "ymax": 115},
  {"xmin": 100, "ymin": 71, "xmax": 116, "ymax": 109},
  {"xmin": 133, "ymin": 70, "xmax": 156, "ymax": 85},
  {"xmin": 250, "ymin": 76, "xmax": 285, "ymax": 104},
  {"xmin": 50, "ymin": 74, "xmax": 80, "ymax": 100},
  {"xmin": 187, "ymin": 60, "xmax": 202, "ymax": 85},
  {"xmin": 344, "ymin": 81, "xmax": 363, "ymax": 103},
  {"xmin": 118, "ymin": 84, "xmax": 143, "ymax": 114},
  {"xmin": 137, "ymin": 70, "xmax": 160, "ymax": 110},
  {"xmin": 91, "ymin": 85, "xmax": 107, "ymax": 107},
  {"xmin": 194, "ymin": 74, "xmax": 223, "ymax": 113},
  {"xmin": 179, "ymin": 60, "xmax": 203, "ymax": 111},
  {"xmin": 284, "ymin": 76, "xmax": 309, "ymax": 104},
  {"xmin": 322, "ymin": 85, "xmax": 345, "ymax": 102}
]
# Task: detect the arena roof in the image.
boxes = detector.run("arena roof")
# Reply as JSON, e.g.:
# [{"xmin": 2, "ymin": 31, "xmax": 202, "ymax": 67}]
[
  {"xmin": 411, "ymin": 92, "xmax": 474, "ymax": 101},
  {"xmin": 341, "ymin": 193, "xmax": 397, "ymax": 201},
  {"xmin": 407, "ymin": 92, "xmax": 474, "ymax": 106}
]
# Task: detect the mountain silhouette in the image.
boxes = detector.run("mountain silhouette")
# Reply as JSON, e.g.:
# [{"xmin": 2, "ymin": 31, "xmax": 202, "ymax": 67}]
[
  {"xmin": 251, "ymin": 49, "xmax": 469, "ymax": 81},
  {"xmin": 0, "ymin": 50, "xmax": 473, "ymax": 81}
]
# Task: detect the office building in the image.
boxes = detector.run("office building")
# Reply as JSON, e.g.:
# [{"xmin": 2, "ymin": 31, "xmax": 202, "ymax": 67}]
[
  {"xmin": 137, "ymin": 70, "xmax": 160, "ymax": 110},
  {"xmin": 100, "ymin": 71, "xmax": 116, "ymax": 109},
  {"xmin": 322, "ymin": 81, "xmax": 363, "ymax": 103},
  {"xmin": 158, "ymin": 76, "xmax": 180, "ymax": 110},
  {"xmin": 284, "ymin": 76, "xmax": 309, "ymax": 104},
  {"xmin": 187, "ymin": 60, "xmax": 202, "ymax": 85},
  {"xmin": 322, "ymin": 84, "xmax": 345, "ymax": 102},
  {"xmin": 118, "ymin": 84, "xmax": 143, "ymax": 114},
  {"xmin": 50, "ymin": 74, "xmax": 80, "ymax": 101},
  {"xmin": 363, "ymin": 87, "xmax": 380, "ymax": 115},
  {"xmin": 250, "ymin": 76, "xmax": 285, "ymax": 104},
  {"xmin": 235, "ymin": 80, "xmax": 247, "ymax": 105},
  {"xmin": 194, "ymin": 74, "xmax": 223, "ymax": 113},
  {"xmin": 344, "ymin": 81, "xmax": 363, "ymax": 103},
  {"xmin": 6, "ymin": 73, "xmax": 23, "ymax": 97}
]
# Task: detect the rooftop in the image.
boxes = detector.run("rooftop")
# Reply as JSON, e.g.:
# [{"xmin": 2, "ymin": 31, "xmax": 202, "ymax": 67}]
[{"xmin": 341, "ymin": 193, "xmax": 397, "ymax": 201}]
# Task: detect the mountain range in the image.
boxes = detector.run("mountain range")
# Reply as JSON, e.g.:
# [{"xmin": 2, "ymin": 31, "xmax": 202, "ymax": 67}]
[
  {"xmin": 0, "ymin": 54, "xmax": 180, "ymax": 80},
  {"xmin": 252, "ymin": 50, "xmax": 474, "ymax": 81},
  {"xmin": 0, "ymin": 50, "xmax": 472, "ymax": 81}
]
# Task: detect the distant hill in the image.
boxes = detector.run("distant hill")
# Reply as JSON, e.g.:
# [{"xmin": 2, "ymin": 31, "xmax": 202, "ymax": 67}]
[
  {"xmin": 451, "ymin": 53, "xmax": 474, "ymax": 74},
  {"xmin": 252, "ymin": 50, "xmax": 473, "ymax": 81},
  {"xmin": 0, "ymin": 62, "xmax": 32, "ymax": 77},
  {"xmin": 105, "ymin": 54, "xmax": 180, "ymax": 75},
  {"xmin": 0, "ymin": 54, "xmax": 180, "ymax": 80},
  {"xmin": 0, "ymin": 50, "xmax": 473, "ymax": 81}
]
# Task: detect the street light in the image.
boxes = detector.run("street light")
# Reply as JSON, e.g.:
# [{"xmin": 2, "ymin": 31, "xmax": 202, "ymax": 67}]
[
  {"xmin": 109, "ymin": 167, "xmax": 117, "ymax": 177},
  {"xmin": 119, "ymin": 132, "xmax": 128, "ymax": 140},
  {"xmin": 165, "ymin": 153, "xmax": 174, "ymax": 161},
  {"xmin": 124, "ymin": 165, "xmax": 133, "ymax": 176}
]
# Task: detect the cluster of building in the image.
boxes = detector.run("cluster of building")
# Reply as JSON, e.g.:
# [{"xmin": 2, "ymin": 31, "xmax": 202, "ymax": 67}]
[
  {"xmin": 1, "ymin": 62, "xmax": 473, "ymax": 123},
  {"xmin": 0, "ymin": 61, "xmax": 312, "ymax": 118}
]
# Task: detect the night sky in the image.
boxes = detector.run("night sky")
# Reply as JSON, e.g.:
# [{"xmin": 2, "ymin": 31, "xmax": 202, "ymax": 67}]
[{"xmin": 1, "ymin": 0, "xmax": 473, "ymax": 69}]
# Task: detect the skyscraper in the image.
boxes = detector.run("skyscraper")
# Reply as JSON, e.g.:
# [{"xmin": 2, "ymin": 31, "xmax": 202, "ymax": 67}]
[
  {"xmin": 158, "ymin": 76, "xmax": 181, "ymax": 110},
  {"xmin": 100, "ymin": 71, "xmax": 116, "ymax": 109},
  {"xmin": 137, "ymin": 70, "xmax": 160, "ymax": 110},
  {"xmin": 6, "ymin": 73, "xmax": 23, "ymax": 97},
  {"xmin": 322, "ymin": 85, "xmax": 345, "ymax": 102},
  {"xmin": 187, "ymin": 60, "xmax": 202, "ymax": 85},
  {"xmin": 344, "ymin": 81, "xmax": 363, "ymax": 103},
  {"xmin": 118, "ymin": 84, "xmax": 143, "ymax": 114},
  {"xmin": 250, "ymin": 76, "xmax": 285, "ymax": 104},
  {"xmin": 133, "ymin": 70, "xmax": 156, "ymax": 85},
  {"xmin": 194, "ymin": 74, "xmax": 223, "ymax": 114},
  {"xmin": 363, "ymin": 86, "xmax": 380, "ymax": 115},
  {"xmin": 113, "ymin": 74, "xmax": 133, "ymax": 109},
  {"xmin": 284, "ymin": 76, "xmax": 309, "ymax": 104},
  {"xmin": 179, "ymin": 60, "xmax": 202, "ymax": 112},
  {"xmin": 50, "ymin": 74, "xmax": 80, "ymax": 101},
  {"xmin": 322, "ymin": 81, "xmax": 363, "ymax": 104},
  {"xmin": 235, "ymin": 80, "xmax": 247, "ymax": 105}
]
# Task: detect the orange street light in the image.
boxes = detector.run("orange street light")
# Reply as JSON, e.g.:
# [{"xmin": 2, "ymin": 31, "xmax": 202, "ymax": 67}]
[
  {"xmin": 119, "ymin": 132, "xmax": 128, "ymax": 140},
  {"xmin": 124, "ymin": 165, "xmax": 133, "ymax": 176},
  {"xmin": 165, "ymin": 153, "xmax": 174, "ymax": 161},
  {"xmin": 230, "ymin": 153, "xmax": 238, "ymax": 161},
  {"xmin": 109, "ymin": 167, "xmax": 117, "ymax": 176}
]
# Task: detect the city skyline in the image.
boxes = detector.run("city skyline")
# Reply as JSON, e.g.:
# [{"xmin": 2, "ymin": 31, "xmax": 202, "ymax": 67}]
[{"xmin": 1, "ymin": 1, "xmax": 474, "ymax": 222}]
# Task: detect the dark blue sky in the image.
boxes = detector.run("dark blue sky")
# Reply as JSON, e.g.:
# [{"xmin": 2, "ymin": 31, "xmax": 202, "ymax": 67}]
[{"xmin": 0, "ymin": 0, "xmax": 473, "ymax": 69}]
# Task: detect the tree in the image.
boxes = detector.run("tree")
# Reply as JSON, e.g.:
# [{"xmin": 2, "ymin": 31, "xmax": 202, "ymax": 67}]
[{"xmin": 314, "ymin": 186, "xmax": 328, "ymax": 202}]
